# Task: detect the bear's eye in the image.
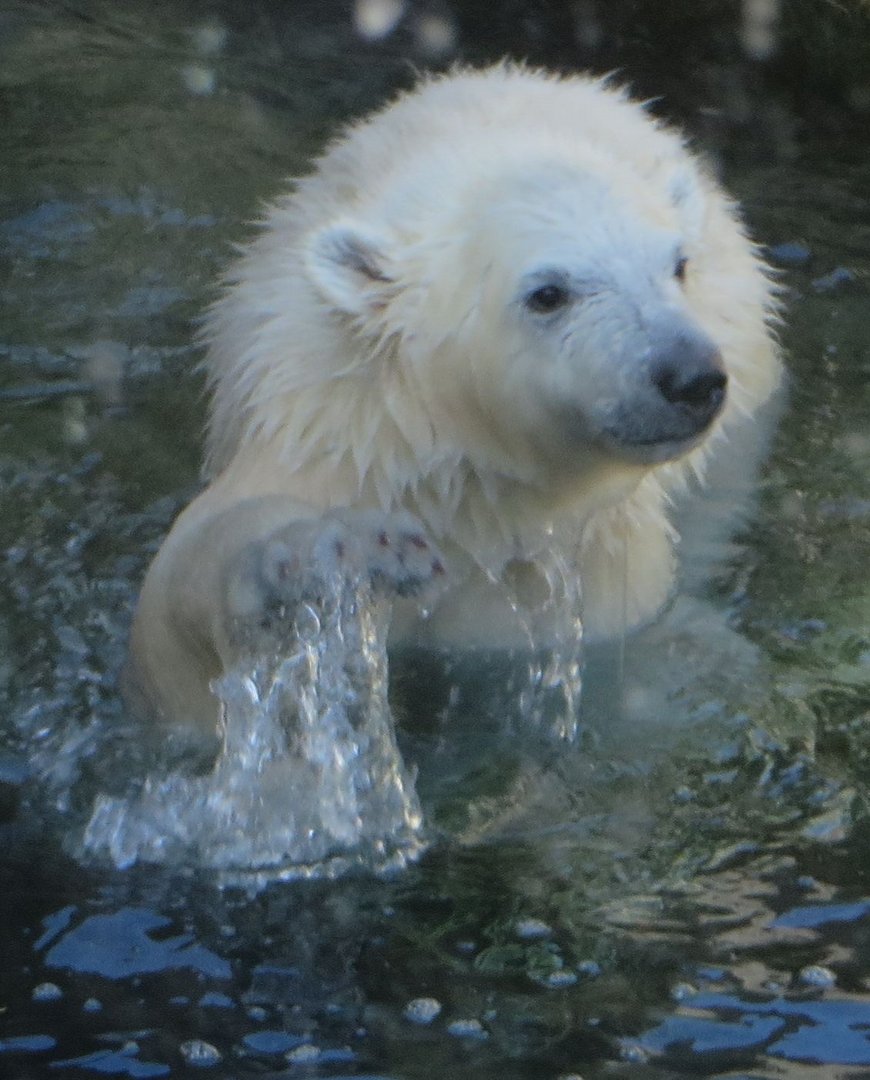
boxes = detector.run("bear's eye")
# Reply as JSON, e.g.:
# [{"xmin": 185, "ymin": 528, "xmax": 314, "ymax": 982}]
[
  {"xmin": 525, "ymin": 283, "xmax": 572, "ymax": 314},
  {"xmin": 674, "ymin": 255, "xmax": 689, "ymax": 284}
]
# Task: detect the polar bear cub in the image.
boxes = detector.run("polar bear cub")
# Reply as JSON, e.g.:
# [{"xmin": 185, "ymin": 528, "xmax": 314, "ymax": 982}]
[{"xmin": 124, "ymin": 64, "xmax": 781, "ymax": 735}]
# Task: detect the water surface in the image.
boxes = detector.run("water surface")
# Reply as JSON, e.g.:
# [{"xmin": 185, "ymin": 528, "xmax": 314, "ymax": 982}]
[{"xmin": 2, "ymin": 2, "xmax": 870, "ymax": 1077}]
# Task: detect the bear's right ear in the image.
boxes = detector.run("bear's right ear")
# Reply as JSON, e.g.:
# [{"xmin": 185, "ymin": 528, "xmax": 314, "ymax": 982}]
[{"xmin": 304, "ymin": 222, "xmax": 394, "ymax": 317}]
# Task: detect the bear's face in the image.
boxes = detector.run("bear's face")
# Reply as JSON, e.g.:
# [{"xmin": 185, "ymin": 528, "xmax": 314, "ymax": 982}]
[
  {"xmin": 305, "ymin": 160, "xmax": 727, "ymax": 484},
  {"xmin": 471, "ymin": 172, "xmax": 728, "ymax": 472}
]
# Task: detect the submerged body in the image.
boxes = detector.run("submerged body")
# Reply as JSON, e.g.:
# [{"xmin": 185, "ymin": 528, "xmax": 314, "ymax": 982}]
[{"xmin": 126, "ymin": 64, "xmax": 781, "ymax": 735}]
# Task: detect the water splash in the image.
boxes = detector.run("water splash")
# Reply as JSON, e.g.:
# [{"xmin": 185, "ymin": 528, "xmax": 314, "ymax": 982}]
[
  {"xmin": 496, "ymin": 549, "xmax": 584, "ymax": 742},
  {"xmin": 53, "ymin": 537, "xmax": 584, "ymax": 884},
  {"xmin": 79, "ymin": 572, "xmax": 425, "ymax": 885}
]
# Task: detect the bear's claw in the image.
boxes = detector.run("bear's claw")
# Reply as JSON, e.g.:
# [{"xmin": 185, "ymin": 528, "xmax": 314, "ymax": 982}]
[{"xmin": 329, "ymin": 509, "xmax": 447, "ymax": 598}]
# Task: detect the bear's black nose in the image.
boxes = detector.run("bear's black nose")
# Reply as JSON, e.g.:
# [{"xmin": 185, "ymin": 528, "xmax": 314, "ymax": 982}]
[
  {"xmin": 654, "ymin": 364, "xmax": 727, "ymax": 410},
  {"xmin": 651, "ymin": 340, "xmax": 727, "ymax": 429}
]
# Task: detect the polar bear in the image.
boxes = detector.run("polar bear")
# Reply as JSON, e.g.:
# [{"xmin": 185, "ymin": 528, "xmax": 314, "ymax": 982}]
[{"xmin": 124, "ymin": 64, "xmax": 781, "ymax": 737}]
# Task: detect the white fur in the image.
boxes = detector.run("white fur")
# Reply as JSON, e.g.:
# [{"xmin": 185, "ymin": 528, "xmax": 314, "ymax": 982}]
[
  {"xmin": 128, "ymin": 64, "xmax": 782, "ymax": 734},
  {"xmin": 195, "ymin": 64, "xmax": 780, "ymax": 646}
]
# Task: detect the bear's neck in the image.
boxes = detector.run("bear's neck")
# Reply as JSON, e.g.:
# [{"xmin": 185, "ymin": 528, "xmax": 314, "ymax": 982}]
[{"xmin": 225, "ymin": 425, "xmax": 645, "ymax": 576}]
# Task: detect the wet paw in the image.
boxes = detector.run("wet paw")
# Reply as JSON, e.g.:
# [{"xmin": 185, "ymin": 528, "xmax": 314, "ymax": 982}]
[
  {"xmin": 339, "ymin": 509, "xmax": 448, "ymax": 598},
  {"xmin": 225, "ymin": 509, "xmax": 446, "ymax": 629}
]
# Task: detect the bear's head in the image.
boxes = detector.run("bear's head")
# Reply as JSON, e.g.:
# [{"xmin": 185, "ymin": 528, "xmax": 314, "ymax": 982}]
[
  {"xmin": 200, "ymin": 68, "xmax": 779, "ymax": 640},
  {"xmin": 304, "ymin": 150, "xmax": 735, "ymax": 505},
  {"xmin": 205, "ymin": 68, "xmax": 778, "ymax": 551}
]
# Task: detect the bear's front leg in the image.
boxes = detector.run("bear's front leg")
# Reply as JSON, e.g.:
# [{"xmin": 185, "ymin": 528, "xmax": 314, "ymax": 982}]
[{"xmin": 126, "ymin": 492, "xmax": 447, "ymax": 740}]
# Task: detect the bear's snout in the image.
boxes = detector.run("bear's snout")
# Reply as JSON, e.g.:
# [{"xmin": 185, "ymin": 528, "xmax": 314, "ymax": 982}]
[
  {"xmin": 590, "ymin": 320, "xmax": 729, "ymax": 463},
  {"xmin": 651, "ymin": 348, "xmax": 727, "ymax": 430},
  {"xmin": 645, "ymin": 319, "xmax": 727, "ymax": 435}
]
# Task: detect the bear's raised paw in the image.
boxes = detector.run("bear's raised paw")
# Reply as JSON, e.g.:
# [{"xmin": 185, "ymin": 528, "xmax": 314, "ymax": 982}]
[
  {"xmin": 224, "ymin": 508, "xmax": 447, "ymax": 641},
  {"xmin": 332, "ymin": 508, "xmax": 447, "ymax": 599}
]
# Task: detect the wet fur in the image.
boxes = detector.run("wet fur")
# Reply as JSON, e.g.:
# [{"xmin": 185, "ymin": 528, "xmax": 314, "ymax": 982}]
[{"xmin": 126, "ymin": 64, "xmax": 782, "ymax": 733}]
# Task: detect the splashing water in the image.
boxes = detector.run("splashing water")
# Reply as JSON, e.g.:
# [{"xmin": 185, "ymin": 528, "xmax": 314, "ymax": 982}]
[
  {"xmin": 80, "ymin": 571, "xmax": 426, "ymax": 885},
  {"xmin": 63, "ymin": 542, "xmax": 584, "ymax": 884},
  {"xmin": 496, "ymin": 549, "xmax": 584, "ymax": 742}
]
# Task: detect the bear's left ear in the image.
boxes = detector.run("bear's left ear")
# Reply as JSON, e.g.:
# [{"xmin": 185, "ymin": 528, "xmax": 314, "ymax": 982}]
[
  {"xmin": 668, "ymin": 165, "xmax": 706, "ymax": 242},
  {"xmin": 304, "ymin": 221, "xmax": 394, "ymax": 317}
]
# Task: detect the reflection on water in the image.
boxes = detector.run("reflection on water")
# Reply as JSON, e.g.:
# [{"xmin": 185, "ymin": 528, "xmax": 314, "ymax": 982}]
[
  {"xmin": 40, "ymin": 907, "xmax": 231, "ymax": 979},
  {"xmin": 611, "ymin": 873, "xmax": 870, "ymax": 1070},
  {"xmin": 2, "ymin": 0, "xmax": 870, "ymax": 1077},
  {"xmin": 640, "ymin": 988, "xmax": 870, "ymax": 1066}
]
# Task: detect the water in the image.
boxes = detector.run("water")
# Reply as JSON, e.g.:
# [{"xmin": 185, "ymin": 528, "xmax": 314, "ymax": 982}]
[
  {"xmin": 57, "ymin": 518, "xmax": 579, "ymax": 880},
  {"xmin": 2, "ymin": 1, "xmax": 870, "ymax": 1077},
  {"xmin": 80, "ymin": 573, "xmax": 427, "ymax": 883}
]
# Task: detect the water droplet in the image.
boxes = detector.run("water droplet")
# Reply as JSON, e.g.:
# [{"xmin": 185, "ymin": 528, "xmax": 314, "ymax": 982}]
[
  {"xmin": 180, "ymin": 1040, "xmax": 222, "ymax": 1067},
  {"xmin": 514, "ymin": 917, "xmax": 552, "ymax": 940},
  {"xmin": 671, "ymin": 982, "xmax": 697, "ymax": 1002},
  {"xmin": 80, "ymin": 567, "xmax": 425, "ymax": 881},
  {"xmin": 285, "ymin": 1043, "xmax": 320, "ymax": 1063},
  {"xmin": 799, "ymin": 964, "xmax": 836, "ymax": 988},
  {"xmin": 576, "ymin": 959, "xmax": 602, "ymax": 978},
  {"xmin": 618, "ymin": 1041, "xmax": 648, "ymax": 1063},
  {"xmin": 403, "ymin": 997, "xmax": 442, "ymax": 1024},
  {"xmin": 446, "ymin": 1018, "xmax": 488, "ymax": 1040},
  {"xmin": 539, "ymin": 970, "xmax": 577, "ymax": 989}
]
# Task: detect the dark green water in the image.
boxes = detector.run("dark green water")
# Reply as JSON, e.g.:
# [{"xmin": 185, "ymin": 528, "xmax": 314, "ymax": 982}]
[{"xmin": 2, "ymin": 2, "xmax": 870, "ymax": 1077}]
